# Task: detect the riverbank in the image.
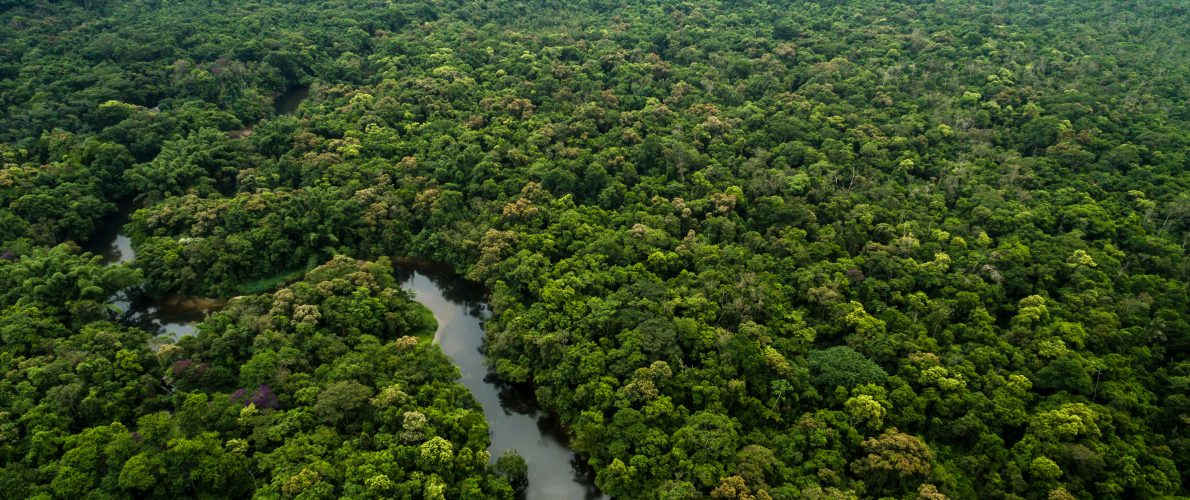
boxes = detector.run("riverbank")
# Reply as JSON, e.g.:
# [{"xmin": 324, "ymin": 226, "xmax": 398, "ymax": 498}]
[{"xmin": 396, "ymin": 261, "xmax": 605, "ymax": 500}]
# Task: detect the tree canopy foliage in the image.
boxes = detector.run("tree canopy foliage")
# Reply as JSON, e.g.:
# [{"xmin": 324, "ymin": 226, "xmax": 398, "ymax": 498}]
[{"xmin": 1, "ymin": 0, "xmax": 1187, "ymax": 497}]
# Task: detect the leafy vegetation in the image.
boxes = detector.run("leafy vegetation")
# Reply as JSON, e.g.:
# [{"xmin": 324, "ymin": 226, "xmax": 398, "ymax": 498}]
[
  {"xmin": 1, "ymin": 0, "xmax": 1187, "ymax": 498},
  {"xmin": 0, "ymin": 252, "xmax": 514, "ymax": 498}
]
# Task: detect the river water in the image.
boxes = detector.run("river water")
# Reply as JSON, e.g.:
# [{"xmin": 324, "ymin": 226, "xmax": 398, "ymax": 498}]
[
  {"xmin": 394, "ymin": 262, "xmax": 604, "ymax": 499},
  {"xmin": 85, "ymin": 202, "xmax": 220, "ymax": 338}
]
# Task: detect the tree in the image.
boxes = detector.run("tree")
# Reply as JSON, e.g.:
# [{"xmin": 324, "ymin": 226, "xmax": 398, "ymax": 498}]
[
  {"xmin": 844, "ymin": 395, "xmax": 886, "ymax": 430},
  {"xmin": 493, "ymin": 450, "xmax": 528, "ymax": 495},
  {"xmin": 808, "ymin": 347, "xmax": 889, "ymax": 392},
  {"xmin": 850, "ymin": 429, "xmax": 934, "ymax": 493}
]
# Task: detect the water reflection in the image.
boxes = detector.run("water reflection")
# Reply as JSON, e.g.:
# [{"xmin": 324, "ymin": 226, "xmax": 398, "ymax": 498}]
[
  {"xmin": 395, "ymin": 260, "xmax": 605, "ymax": 500},
  {"xmin": 84, "ymin": 200, "xmax": 135, "ymax": 265},
  {"xmin": 125, "ymin": 292, "xmax": 225, "ymax": 340},
  {"xmin": 84, "ymin": 201, "xmax": 219, "ymax": 338}
]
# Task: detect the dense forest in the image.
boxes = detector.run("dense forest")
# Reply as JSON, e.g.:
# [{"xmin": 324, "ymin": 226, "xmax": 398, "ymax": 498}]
[{"xmin": 1, "ymin": 0, "xmax": 1187, "ymax": 498}]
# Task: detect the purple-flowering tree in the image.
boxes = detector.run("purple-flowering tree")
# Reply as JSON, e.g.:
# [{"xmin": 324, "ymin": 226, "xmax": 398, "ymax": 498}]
[
  {"xmin": 251, "ymin": 384, "xmax": 280, "ymax": 409},
  {"xmin": 230, "ymin": 387, "xmax": 248, "ymax": 403}
]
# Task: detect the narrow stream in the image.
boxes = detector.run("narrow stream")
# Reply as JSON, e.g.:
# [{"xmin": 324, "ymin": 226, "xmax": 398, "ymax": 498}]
[{"xmin": 395, "ymin": 262, "xmax": 605, "ymax": 499}]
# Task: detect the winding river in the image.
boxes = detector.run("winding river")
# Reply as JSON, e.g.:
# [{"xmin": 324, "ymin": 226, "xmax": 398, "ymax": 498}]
[
  {"xmin": 84, "ymin": 84, "xmax": 604, "ymax": 498},
  {"xmin": 395, "ymin": 262, "xmax": 604, "ymax": 499}
]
